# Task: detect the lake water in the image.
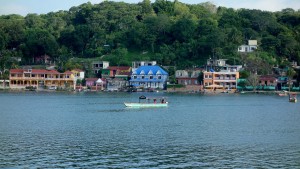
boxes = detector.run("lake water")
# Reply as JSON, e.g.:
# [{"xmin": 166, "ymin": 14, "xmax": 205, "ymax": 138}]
[{"xmin": 0, "ymin": 91, "xmax": 300, "ymax": 168}]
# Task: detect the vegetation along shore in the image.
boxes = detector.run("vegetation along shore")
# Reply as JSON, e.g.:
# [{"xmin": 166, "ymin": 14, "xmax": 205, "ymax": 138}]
[{"xmin": 0, "ymin": 1, "xmax": 299, "ymax": 92}]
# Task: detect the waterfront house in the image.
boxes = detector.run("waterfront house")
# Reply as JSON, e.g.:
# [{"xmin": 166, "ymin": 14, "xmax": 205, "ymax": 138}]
[
  {"xmin": 9, "ymin": 68, "xmax": 76, "ymax": 90},
  {"xmin": 175, "ymin": 69, "xmax": 202, "ymax": 85},
  {"xmin": 85, "ymin": 78, "xmax": 105, "ymax": 91},
  {"xmin": 130, "ymin": 65, "xmax": 168, "ymax": 89},
  {"xmin": 277, "ymin": 76, "xmax": 288, "ymax": 90},
  {"xmin": 103, "ymin": 66, "xmax": 132, "ymax": 91},
  {"xmin": 258, "ymin": 75, "xmax": 277, "ymax": 90},
  {"xmin": 102, "ymin": 66, "xmax": 131, "ymax": 79},
  {"xmin": 203, "ymin": 70, "xmax": 239, "ymax": 90}
]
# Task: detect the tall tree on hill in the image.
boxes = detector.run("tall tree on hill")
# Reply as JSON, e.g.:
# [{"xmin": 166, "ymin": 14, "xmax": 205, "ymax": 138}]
[{"xmin": 23, "ymin": 28, "xmax": 58, "ymax": 63}]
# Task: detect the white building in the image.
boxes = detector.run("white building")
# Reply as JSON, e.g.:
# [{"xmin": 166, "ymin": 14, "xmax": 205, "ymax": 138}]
[
  {"xmin": 238, "ymin": 40, "xmax": 258, "ymax": 53},
  {"xmin": 207, "ymin": 59, "xmax": 227, "ymax": 67},
  {"xmin": 92, "ymin": 61, "xmax": 109, "ymax": 74},
  {"xmin": 132, "ymin": 61, "xmax": 157, "ymax": 72}
]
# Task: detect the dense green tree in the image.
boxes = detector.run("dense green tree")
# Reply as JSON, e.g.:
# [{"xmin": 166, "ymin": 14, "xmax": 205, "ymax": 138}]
[
  {"xmin": 25, "ymin": 14, "xmax": 45, "ymax": 29},
  {"xmin": 23, "ymin": 28, "xmax": 59, "ymax": 62},
  {"xmin": 171, "ymin": 17, "xmax": 197, "ymax": 42},
  {"xmin": 0, "ymin": 1, "xmax": 299, "ymax": 72}
]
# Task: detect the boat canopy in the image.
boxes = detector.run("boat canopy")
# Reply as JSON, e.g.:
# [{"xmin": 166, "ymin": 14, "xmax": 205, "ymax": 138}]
[{"xmin": 139, "ymin": 95, "xmax": 147, "ymax": 99}]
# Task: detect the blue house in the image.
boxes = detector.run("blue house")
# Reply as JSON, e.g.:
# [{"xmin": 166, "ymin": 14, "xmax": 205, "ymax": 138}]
[{"xmin": 130, "ymin": 65, "xmax": 168, "ymax": 89}]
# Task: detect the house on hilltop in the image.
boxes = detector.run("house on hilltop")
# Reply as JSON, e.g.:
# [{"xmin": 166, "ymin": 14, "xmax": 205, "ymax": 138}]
[
  {"xmin": 92, "ymin": 61, "xmax": 109, "ymax": 74},
  {"xmin": 238, "ymin": 40, "xmax": 258, "ymax": 53}
]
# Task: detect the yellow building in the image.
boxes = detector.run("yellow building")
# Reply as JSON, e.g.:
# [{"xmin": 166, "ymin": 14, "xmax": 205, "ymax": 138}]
[
  {"xmin": 9, "ymin": 69, "xmax": 76, "ymax": 90},
  {"xmin": 203, "ymin": 70, "xmax": 239, "ymax": 90}
]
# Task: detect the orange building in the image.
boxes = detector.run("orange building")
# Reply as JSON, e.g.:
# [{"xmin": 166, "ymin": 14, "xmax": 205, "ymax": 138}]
[
  {"xmin": 203, "ymin": 70, "xmax": 239, "ymax": 90},
  {"xmin": 9, "ymin": 68, "xmax": 76, "ymax": 90}
]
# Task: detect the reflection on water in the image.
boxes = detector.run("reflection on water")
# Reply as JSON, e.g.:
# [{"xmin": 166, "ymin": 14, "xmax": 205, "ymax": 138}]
[{"xmin": 0, "ymin": 92, "xmax": 300, "ymax": 168}]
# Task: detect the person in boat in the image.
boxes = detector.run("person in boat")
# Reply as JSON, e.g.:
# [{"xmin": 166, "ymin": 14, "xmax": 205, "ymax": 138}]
[
  {"xmin": 154, "ymin": 99, "xmax": 156, "ymax": 103},
  {"xmin": 289, "ymin": 94, "xmax": 297, "ymax": 101},
  {"xmin": 161, "ymin": 98, "xmax": 165, "ymax": 103}
]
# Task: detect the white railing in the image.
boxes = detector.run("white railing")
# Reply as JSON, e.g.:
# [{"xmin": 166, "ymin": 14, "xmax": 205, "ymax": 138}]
[{"xmin": 10, "ymin": 77, "xmax": 74, "ymax": 81}]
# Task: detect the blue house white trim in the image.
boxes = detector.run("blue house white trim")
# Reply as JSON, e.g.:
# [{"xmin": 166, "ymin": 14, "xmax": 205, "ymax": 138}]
[{"xmin": 130, "ymin": 65, "xmax": 168, "ymax": 89}]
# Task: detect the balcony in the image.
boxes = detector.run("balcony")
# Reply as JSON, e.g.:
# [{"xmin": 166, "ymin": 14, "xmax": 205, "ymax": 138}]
[{"xmin": 10, "ymin": 76, "xmax": 74, "ymax": 81}]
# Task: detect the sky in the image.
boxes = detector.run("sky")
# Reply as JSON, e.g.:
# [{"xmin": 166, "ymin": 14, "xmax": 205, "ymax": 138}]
[{"xmin": 0, "ymin": 0, "xmax": 299, "ymax": 16}]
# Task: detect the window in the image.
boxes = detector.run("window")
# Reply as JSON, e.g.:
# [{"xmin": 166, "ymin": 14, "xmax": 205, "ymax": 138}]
[
  {"xmin": 133, "ymin": 76, "xmax": 137, "ymax": 79},
  {"xmin": 158, "ymin": 76, "xmax": 161, "ymax": 79},
  {"xmin": 142, "ymin": 75, "xmax": 144, "ymax": 79},
  {"xmin": 150, "ymin": 76, "xmax": 153, "ymax": 79}
]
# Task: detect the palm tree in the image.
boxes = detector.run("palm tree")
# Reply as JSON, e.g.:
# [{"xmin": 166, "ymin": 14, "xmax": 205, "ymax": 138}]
[
  {"xmin": 0, "ymin": 52, "xmax": 18, "ymax": 88},
  {"xmin": 287, "ymin": 67, "xmax": 296, "ymax": 92}
]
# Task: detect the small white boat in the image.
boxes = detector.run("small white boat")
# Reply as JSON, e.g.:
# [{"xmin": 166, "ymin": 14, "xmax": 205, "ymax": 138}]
[
  {"xmin": 124, "ymin": 102, "xmax": 168, "ymax": 107},
  {"xmin": 278, "ymin": 90, "xmax": 288, "ymax": 96},
  {"xmin": 124, "ymin": 95, "xmax": 168, "ymax": 108}
]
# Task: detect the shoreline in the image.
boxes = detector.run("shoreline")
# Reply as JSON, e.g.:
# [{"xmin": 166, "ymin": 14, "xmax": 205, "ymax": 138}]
[{"xmin": 2, "ymin": 88, "xmax": 300, "ymax": 95}]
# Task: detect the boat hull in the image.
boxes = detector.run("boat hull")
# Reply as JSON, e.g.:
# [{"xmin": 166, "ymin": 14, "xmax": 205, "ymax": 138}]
[{"xmin": 124, "ymin": 102, "xmax": 168, "ymax": 107}]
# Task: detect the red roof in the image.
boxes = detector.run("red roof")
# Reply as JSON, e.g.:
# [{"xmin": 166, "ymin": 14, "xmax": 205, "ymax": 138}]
[
  {"xmin": 64, "ymin": 71, "xmax": 73, "ymax": 74},
  {"xmin": 10, "ymin": 69, "xmax": 23, "ymax": 74},
  {"xmin": 116, "ymin": 72, "xmax": 131, "ymax": 76},
  {"xmin": 73, "ymin": 69, "xmax": 84, "ymax": 72},
  {"xmin": 107, "ymin": 66, "xmax": 131, "ymax": 71},
  {"xmin": 259, "ymin": 75, "xmax": 277, "ymax": 81},
  {"xmin": 10, "ymin": 69, "xmax": 61, "ymax": 74},
  {"xmin": 85, "ymin": 78, "xmax": 98, "ymax": 82}
]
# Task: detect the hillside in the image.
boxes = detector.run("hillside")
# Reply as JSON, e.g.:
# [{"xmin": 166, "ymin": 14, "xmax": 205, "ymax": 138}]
[{"xmin": 0, "ymin": 1, "xmax": 299, "ymax": 74}]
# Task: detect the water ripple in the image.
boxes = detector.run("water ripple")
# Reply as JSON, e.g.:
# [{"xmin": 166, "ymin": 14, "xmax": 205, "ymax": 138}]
[{"xmin": 1, "ymin": 92, "xmax": 300, "ymax": 168}]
